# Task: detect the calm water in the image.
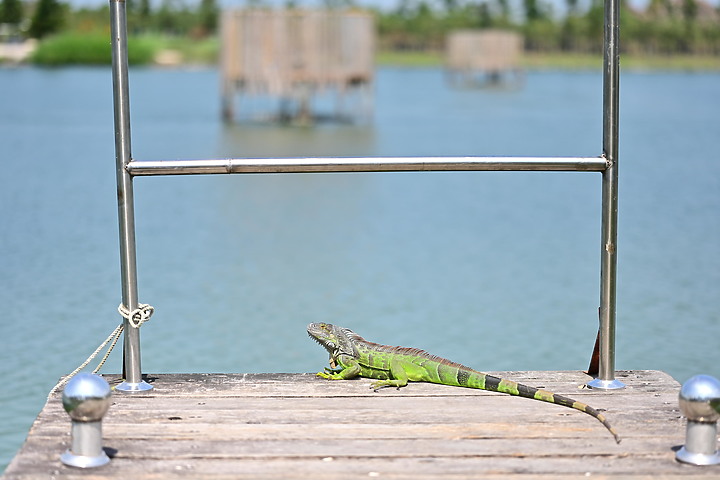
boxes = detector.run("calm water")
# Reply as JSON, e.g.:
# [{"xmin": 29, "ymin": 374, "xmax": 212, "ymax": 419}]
[{"xmin": 1, "ymin": 66, "xmax": 718, "ymax": 470}]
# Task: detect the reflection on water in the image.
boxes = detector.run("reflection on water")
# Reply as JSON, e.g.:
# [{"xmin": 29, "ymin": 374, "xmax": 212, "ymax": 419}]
[{"xmin": 219, "ymin": 122, "xmax": 377, "ymax": 158}]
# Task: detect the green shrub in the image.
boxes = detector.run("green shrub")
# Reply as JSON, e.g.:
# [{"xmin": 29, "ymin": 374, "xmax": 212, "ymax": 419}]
[{"xmin": 32, "ymin": 32, "xmax": 156, "ymax": 65}]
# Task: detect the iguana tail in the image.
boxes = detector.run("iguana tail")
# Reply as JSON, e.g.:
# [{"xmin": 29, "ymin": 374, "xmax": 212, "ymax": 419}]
[{"xmin": 463, "ymin": 370, "xmax": 621, "ymax": 444}]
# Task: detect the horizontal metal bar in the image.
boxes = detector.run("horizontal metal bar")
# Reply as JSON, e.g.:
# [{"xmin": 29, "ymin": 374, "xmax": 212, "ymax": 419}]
[{"xmin": 127, "ymin": 156, "xmax": 608, "ymax": 176}]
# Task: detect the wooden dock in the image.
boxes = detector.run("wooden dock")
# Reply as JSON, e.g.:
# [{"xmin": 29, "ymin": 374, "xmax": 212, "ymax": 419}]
[{"xmin": 4, "ymin": 370, "xmax": 718, "ymax": 479}]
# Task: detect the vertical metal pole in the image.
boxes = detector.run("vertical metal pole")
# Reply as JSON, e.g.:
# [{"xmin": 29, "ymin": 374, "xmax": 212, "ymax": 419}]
[
  {"xmin": 110, "ymin": 0, "xmax": 152, "ymax": 392},
  {"xmin": 588, "ymin": 0, "xmax": 625, "ymax": 390}
]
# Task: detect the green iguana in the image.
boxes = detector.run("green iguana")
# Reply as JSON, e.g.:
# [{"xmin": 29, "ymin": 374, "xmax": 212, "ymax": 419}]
[{"xmin": 307, "ymin": 322, "xmax": 620, "ymax": 443}]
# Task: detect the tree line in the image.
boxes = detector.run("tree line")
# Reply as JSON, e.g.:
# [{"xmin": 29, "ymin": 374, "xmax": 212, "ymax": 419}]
[
  {"xmin": 0, "ymin": 0, "xmax": 220, "ymax": 39},
  {"xmin": 377, "ymin": 0, "xmax": 720, "ymax": 54},
  {"xmin": 2, "ymin": 0, "xmax": 719, "ymax": 55}
]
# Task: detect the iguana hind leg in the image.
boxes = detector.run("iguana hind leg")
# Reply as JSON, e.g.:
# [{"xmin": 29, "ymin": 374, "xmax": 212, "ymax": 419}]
[
  {"xmin": 370, "ymin": 379, "xmax": 408, "ymax": 390},
  {"xmin": 370, "ymin": 359, "xmax": 410, "ymax": 391}
]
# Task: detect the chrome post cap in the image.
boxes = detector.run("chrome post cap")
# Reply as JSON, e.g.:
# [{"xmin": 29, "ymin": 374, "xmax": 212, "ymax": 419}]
[
  {"xmin": 62, "ymin": 373, "xmax": 112, "ymax": 422},
  {"xmin": 679, "ymin": 374, "xmax": 720, "ymax": 423}
]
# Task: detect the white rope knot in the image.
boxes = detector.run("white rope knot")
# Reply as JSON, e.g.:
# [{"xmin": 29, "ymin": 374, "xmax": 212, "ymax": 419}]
[{"xmin": 118, "ymin": 303, "xmax": 154, "ymax": 328}]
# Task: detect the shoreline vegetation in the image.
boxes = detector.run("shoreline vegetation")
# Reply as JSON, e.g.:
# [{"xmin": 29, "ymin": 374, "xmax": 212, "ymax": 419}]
[
  {"xmin": 2, "ymin": 0, "xmax": 719, "ymax": 71},
  {"xmin": 2, "ymin": 34, "xmax": 718, "ymax": 71},
  {"xmin": 377, "ymin": 49, "xmax": 720, "ymax": 71}
]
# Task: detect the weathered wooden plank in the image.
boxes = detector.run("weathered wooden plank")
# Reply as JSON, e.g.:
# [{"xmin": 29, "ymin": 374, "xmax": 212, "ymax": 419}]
[
  {"xmin": 5, "ymin": 450, "xmax": 718, "ymax": 478},
  {"xmin": 95, "ymin": 395, "xmax": 630, "ymax": 415},
  {"xmin": 5, "ymin": 371, "xmax": 715, "ymax": 480},
  {"xmin": 8, "ymin": 430, "xmax": 689, "ymax": 462},
  {"xmin": 95, "ymin": 371, "xmax": 679, "ymax": 398},
  {"xmin": 32, "ymin": 397, "xmax": 677, "ymax": 442},
  {"xmin": 38, "ymin": 389, "xmax": 678, "ymax": 417},
  {"xmin": 24, "ymin": 400, "xmax": 678, "ymax": 439},
  {"xmin": 24, "ymin": 422, "xmax": 682, "ymax": 444}
]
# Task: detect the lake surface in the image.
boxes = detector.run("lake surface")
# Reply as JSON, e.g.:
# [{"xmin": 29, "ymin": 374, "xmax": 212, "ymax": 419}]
[{"xmin": 1, "ymin": 66, "xmax": 718, "ymax": 470}]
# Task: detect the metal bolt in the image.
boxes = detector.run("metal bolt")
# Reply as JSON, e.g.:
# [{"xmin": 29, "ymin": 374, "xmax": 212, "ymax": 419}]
[
  {"xmin": 60, "ymin": 373, "xmax": 112, "ymax": 468},
  {"xmin": 676, "ymin": 374, "xmax": 720, "ymax": 466}
]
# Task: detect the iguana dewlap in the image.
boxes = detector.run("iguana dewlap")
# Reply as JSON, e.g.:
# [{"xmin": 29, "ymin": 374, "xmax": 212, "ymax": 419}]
[{"xmin": 307, "ymin": 322, "xmax": 620, "ymax": 443}]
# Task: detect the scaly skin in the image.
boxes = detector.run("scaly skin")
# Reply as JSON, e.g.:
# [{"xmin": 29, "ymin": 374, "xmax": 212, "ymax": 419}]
[{"xmin": 307, "ymin": 322, "xmax": 621, "ymax": 443}]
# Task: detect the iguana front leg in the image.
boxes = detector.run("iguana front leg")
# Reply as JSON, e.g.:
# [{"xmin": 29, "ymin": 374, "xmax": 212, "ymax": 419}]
[
  {"xmin": 316, "ymin": 357, "xmax": 362, "ymax": 380},
  {"xmin": 370, "ymin": 358, "xmax": 410, "ymax": 391}
]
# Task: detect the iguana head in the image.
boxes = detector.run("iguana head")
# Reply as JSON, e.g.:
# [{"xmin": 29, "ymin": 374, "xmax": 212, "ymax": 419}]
[{"xmin": 307, "ymin": 323, "xmax": 360, "ymax": 362}]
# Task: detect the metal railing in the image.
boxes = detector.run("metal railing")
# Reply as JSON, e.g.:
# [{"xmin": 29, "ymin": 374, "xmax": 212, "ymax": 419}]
[{"xmin": 109, "ymin": 0, "xmax": 625, "ymax": 392}]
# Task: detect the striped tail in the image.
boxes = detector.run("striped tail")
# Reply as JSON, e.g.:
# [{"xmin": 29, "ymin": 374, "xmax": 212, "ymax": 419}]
[{"xmin": 465, "ymin": 371, "xmax": 621, "ymax": 444}]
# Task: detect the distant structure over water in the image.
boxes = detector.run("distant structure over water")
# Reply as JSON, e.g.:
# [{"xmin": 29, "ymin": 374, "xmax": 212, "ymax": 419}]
[
  {"xmin": 445, "ymin": 30, "xmax": 524, "ymax": 88},
  {"xmin": 220, "ymin": 9, "xmax": 374, "ymax": 124}
]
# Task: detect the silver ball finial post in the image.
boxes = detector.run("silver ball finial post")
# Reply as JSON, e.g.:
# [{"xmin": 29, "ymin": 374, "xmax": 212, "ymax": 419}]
[
  {"xmin": 60, "ymin": 373, "xmax": 112, "ymax": 468},
  {"xmin": 676, "ymin": 374, "xmax": 720, "ymax": 466}
]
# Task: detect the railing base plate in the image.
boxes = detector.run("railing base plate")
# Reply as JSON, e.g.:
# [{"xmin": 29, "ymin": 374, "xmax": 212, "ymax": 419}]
[
  {"xmin": 587, "ymin": 378, "xmax": 626, "ymax": 390},
  {"xmin": 115, "ymin": 380, "xmax": 153, "ymax": 393}
]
